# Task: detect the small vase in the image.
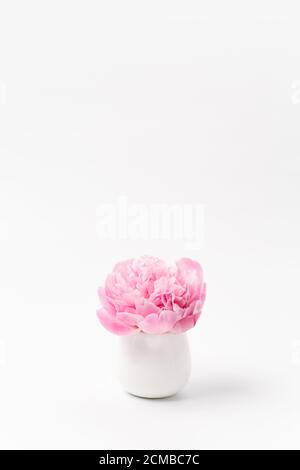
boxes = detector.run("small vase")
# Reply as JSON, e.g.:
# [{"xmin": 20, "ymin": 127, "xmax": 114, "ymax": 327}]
[{"xmin": 116, "ymin": 331, "xmax": 191, "ymax": 398}]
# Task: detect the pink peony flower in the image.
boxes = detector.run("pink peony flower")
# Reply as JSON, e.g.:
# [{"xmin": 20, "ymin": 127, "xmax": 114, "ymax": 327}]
[{"xmin": 97, "ymin": 256, "xmax": 206, "ymax": 335}]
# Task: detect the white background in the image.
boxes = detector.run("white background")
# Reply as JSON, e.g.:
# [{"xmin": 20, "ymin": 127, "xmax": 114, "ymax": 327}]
[{"xmin": 1, "ymin": 0, "xmax": 300, "ymax": 450}]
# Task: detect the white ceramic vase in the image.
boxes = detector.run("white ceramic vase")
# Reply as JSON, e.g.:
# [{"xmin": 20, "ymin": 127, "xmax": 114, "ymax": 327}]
[{"xmin": 116, "ymin": 331, "xmax": 191, "ymax": 398}]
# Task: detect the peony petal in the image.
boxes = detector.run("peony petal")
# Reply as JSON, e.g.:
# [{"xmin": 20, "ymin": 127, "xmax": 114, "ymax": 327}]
[
  {"xmin": 98, "ymin": 287, "xmax": 116, "ymax": 316},
  {"xmin": 184, "ymin": 300, "xmax": 199, "ymax": 316},
  {"xmin": 139, "ymin": 310, "xmax": 178, "ymax": 334},
  {"xmin": 138, "ymin": 313, "xmax": 160, "ymax": 334},
  {"xmin": 97, "ymin": 309, "xmax": 137, "ymax": 335},
  {"xmin": 200, "ymin": 282, "xmax": 206, "ymax": 304},
  {"xmin": 176, "ymin": 258, "xmax": 203, "ymax": 285},
  {"xmin": 172, "ymin": 302, "xmax": 185, "ymax": 319},
  {"xmin": 117, "ymin": 312, "xmax": 144, "ymax": 326},
  {"xmin": 176, "ymin": 258, "xmax": 204, "ymax": 302},
  {"xmin": 192, "ymin": 299, "xmax": 204, "ymax": 315},
  {"xmin": 136, "ymin": 301, "xmax": 160, "ymax": 316},
  {"xmin": 172, "ymin": 313, "xmax": 200, "ymax": 333},
  {"xmin": 176, "ymin": 258, "xmax": 203, "ymax": 277},
  {"xmin": 157, "ymin": 310, "xmax": 178, "ymax": 333}
]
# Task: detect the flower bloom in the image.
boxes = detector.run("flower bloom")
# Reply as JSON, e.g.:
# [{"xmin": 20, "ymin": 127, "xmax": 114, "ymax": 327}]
[{"xmin": 97, "ymin": 256, "xmax": 206, "ymax": 335}]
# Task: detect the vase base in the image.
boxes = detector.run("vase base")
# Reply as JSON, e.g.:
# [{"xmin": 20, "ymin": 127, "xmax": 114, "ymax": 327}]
[{"xmin": 126, "ymin": 389, "xmax": 180, "ymax": 399}]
